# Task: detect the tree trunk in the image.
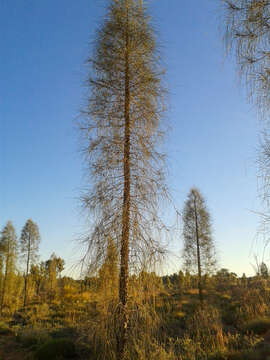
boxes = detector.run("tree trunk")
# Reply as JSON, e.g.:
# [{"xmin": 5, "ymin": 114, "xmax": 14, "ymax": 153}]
[
  {"xmin": 117, "ymin": 1, "xmax": 130, "ymax": 359},
  {"xmin": 194, "ymin": 197, "xmax": 203, "ymax": 305},
  {"xmin": 24, "ymin": 240, "xmax": 31, "ymax": 307},
  {"xmin": 0, "ymin": 253, "xmax": 9, "ymax": 314}
]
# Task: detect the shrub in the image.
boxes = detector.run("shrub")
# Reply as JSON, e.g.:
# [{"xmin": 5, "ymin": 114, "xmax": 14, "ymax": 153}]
[
  {"xmin": 173, "ymin": 336, "xmax": 205, "ymax": 360},
  {"xmin": 134, "ymin": 340, "xmax": 176, "ymax": 360},
  {"xmin": 245, "ymin": 318, "xmax": 270, "ymax": 335},
  {"xmin": 186, "ymin": 306, "xmax": 225, "ymax": 353},
  {"xmin": 0, "ymin": 321, "xmax": 13, "ymax": 336},
  {"xmin": 17, "ymin": 328, "xmax": 51, "ymax": 349},
  {"xmin": 225, "ymin": 332, "xmax": 262, "ymax": 351},
  {"xmin": 208, "ymin": 351, "xmax": 228, "ymax": 360},
  {"xmin": 35, "ymin": 338, "xmax": 77, "ymax": 360},
  {"xmin": 50, "ymin": 326, "xmax": 77, "ymax": 340}
]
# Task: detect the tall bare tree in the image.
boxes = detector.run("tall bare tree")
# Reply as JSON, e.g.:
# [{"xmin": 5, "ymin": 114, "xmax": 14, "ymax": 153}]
[
  {"xmin": 80, "ymin": 0, "xmax": 167, "ymax": 357},
  {"xmin": 182, "ymin": 188, "xmax": 216, "ymax": 304},
  {"xmin": 222, "ymin": 0, "xmax": 270, "ymax": 113},
  {"xmin": 0, "ymin": 221, "xmax": 17, "ymax": 313},
  {"xmin": 221, "ymin": 0, "xmax": 270, "ymax": 246},
  {"xmin": 20, "ymin": 219, "xmax": 40, "ymax": 307}
]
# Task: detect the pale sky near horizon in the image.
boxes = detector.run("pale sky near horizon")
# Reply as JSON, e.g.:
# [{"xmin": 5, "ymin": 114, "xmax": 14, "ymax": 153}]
[{"xmin": 0, "ymin": 0, "xmax": 267, "ymax": 277}]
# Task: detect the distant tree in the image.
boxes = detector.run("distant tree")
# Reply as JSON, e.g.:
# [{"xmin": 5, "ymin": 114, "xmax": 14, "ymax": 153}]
[
  {"xmin": 169, "ymin": 273, "xmax": 179, "ymax": 287},
  {"xmin": 98, "ymin": 237, "xmax": 118, "ymax": 299},
  {"xmin": 241, "ymin": 272, "xmax": 248, "ymax": 288},
  {"xmin": 80, "ymin": 0, "xmax": 167, "ymax": 357},
  {"xmin": 178, "ymin": 270, "xmax": 185, "ymax": 295},
  {"xmin": 182, "ymin": 188, "xmax": 216, "ymax": 304},
  {"xmin": 203, "ymin": 273, "xmax": 210, "ymax": 289},
  {"xmin": 83, "ymin": 276, "xmax": 96, "ymax": 292},
  {"xmin": 216, "ymin": 268, "xmax": 230, "ymax": 278},
  {"xmin": 30, "ymin": 262, "xmax": 46, "ymax": 297},
  {"xmin": 45, "ymin": 253, "xmax": 65, "ymax": 301},
  {"xmin": 20, "ymin": 219, "xmax": 40, "ymax": 307},
  {"xmin": 164, "ymin": 275, "xmax": 172, "ymax": 290},
  {"xmin": 0, "ymin": 221, "xmax": 17, "ymax": 313},
  {"xmin": 0, "ymin": 256, "xmax": 3, "ymax": 303},
  {"xmin": 185, "ymin": 270, "xmax": 191, "ymax": 290},
  {"xmin": 260, "ymin": 262, "xmax": 269, "ymax": 279}
]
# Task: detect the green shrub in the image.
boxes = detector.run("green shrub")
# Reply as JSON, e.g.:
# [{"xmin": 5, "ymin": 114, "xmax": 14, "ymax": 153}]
[
  {"xmin": 186, "ymin": 306, "xmax": 225, "ymax": 353},
  {"xmin": 35, "ymin": 338, "xmax": 77, "ymax": 360},
  {"xmin": 226, "ymin": 348, "xmax": 270, "ymax": 360},
  {"xmin": 245, "ymin": 318, "xmax": 270, "ymax": 335},
  {"xmin": 226, "ymin": 332, "xmax": 262, "ymax": 351},
  {"xmin": 17, "ymin": 328, "xmax": 51, "ymax": 349},
  {"xmin": 0, "ymin": 321, "xmax": 13, "ymax": 336},
  {"xmin": 50, "ymin": 326, "xmax": 77, "ymax": 340},
  {"xmin": 209, "ymin": 354, "xmax": 227, "ymax": 360}
]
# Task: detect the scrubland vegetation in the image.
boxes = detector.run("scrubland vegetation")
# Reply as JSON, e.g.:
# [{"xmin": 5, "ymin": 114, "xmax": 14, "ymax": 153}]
[
  {"xmin": 1, "ymin": 252, "xmax": 270, "ymax": 360},
  {"xmin": 3, "ymin": 0, "xmax": 270, "ymax": 359}
]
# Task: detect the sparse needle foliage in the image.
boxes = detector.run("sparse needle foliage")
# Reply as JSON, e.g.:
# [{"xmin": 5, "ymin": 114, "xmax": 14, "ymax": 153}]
[
  {"xmin": 20, "ymin": 219, "xmax": 41, "ymax": 307},
  {"xmin": 222, "ymin": 0, "xmax": 270, "ymax": 252},
  {"xmin": 0, "ymin": 221, "xmax": 17, "ymax": 314},
  {"xmin": 182, "ymin": 188, "xmax": 216, "ymax": 304},
  {"xmin": 80, "ymin": 0, "xmax": 167, "ymax": 358},
  {"xmin": 222, "ymin": 0, "xmax": 270, "ymax": 113}
]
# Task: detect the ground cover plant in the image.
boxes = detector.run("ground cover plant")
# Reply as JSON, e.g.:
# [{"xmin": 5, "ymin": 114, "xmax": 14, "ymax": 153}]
[{"xmin": 0, "ymin": 268, "xmax": 270, "ymax": 359}]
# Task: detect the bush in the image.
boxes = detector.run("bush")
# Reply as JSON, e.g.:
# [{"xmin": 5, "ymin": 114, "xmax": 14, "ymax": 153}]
[
  {"xmin": 35, "ymin": 338, "xmax": 77, "ymax": 360},
  {"xmin": 185, "ymin": 306, "xmax": 225, "ymax": 353},
  {"xmin": 245, "ymin": 318, "xmax": 270, "ymax": 335},
  {"xmin": 209, "ymin": 349, "xmax": 270, "ymax": 360},
  {"xmin": 50, "ymin": 326, "xmax": 77, "ymax": 340},
  {"xmin": 208, "ymin": 351, "xmax": 228, "ymax": 360},
  {"xmin": 226, "ymin": 332, "xmax": 262, "ymax": 351},
  {"xmin": 225, "ymin": 348, "xmax": 270, "ymax": 360},
  {"xmin": 17, "ymin": 328, "xmax": 51, "ymax": 349},
  {"xmin": 0, "ymin": 321, "xmax": 14, "ymax": 336}
]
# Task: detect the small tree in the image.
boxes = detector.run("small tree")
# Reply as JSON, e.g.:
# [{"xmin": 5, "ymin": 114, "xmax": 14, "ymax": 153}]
[
  {"xmin": 260, "ymin": 261, "xmax": 269, "ymax": 279},
  {"xmin": 20, "ymin": 219, "xmax": 40, "ymax": 307},
  {"xmin": 30, "ymin": 262, "xmax": 46, "ymax": 297},
  {"xmin": 98, "ymin": 237, "xmax": 118, "ymax": 300},
  {"xmin": 0, "ymin": 221, "xmax": 17, "ymax": 313},
  {"xmin": 45, "ymin": 253, "xmax": 65, "ymax": 301},
  {"xmin": 182, "ymin": 188, "xmax": 216, "ymax": 304},
  {"xmin": 241, "ymin": 272, "xmax": 248, "ymax": 288},
  {"xmin": 178, "ymin": 270, "xmax": 185, "ymax": 296}
]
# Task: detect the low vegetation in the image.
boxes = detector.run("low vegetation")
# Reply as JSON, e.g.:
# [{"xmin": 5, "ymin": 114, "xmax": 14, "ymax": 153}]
[{"xmin": 0, "ymin": 266, "xmax": 270, "ymax": 359}]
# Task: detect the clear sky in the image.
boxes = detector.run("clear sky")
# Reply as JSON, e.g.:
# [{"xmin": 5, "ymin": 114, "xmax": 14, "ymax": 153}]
[{"xmin": 0, "ymin": 0, "xmax": 265, "ymax": 276}]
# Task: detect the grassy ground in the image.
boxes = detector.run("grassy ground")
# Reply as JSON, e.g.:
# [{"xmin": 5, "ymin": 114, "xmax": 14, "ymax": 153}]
[
  {"xmin": 1, "ymin": 280, "xmax": 270, "ymax": 359},
  {"xmin": 0, "ymin": 331, "xmax": 32, "ymax": 360}
]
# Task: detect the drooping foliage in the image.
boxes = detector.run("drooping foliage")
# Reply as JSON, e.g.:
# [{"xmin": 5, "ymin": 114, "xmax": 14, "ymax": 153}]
[
  {"xmin": 80, "ymin": 0, "xmax": 167, "ymax": 272},
  {"xmin": 223, "ymin": 0, "xmax": 270, "ymax": 113},
  {"xmin": 20, "ymin": 219, "xmax": 41, "ymax": 306},
  {"xmin": 182, "ymin": 188, "xmax": 216, "ymax": 302},
  {"xmin": 80, "ymin": 1, "xmax": 167, "ymax": 357},
  {"xmin": 0, "ymin": 221, "xmax": 17, "ymax": 312}
]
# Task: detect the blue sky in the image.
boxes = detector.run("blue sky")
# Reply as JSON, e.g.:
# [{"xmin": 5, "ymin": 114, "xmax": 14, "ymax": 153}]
[{"xmin": 0, "ymin": 0, "xmax": 265, "ymax": 276}]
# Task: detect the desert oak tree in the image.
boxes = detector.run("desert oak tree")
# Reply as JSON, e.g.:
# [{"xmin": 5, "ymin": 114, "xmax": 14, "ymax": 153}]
[
  {"xmin": 221, "ymin": 0, "xmax": 270, "ymax": 242},
  {"xmin": 0, "ymin": 221, "xmax": 17, "ymax": 313},
  {"xmin": 80, "ymin": 0, "xmax": 167, "ymax": 358},
  {"xmin": 182, "ymin": 188, "xmax": 216, "ymax": 304},
  {"xmin": 20, "ymin": 219, "xmax": 40, "ymax": 307}
]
